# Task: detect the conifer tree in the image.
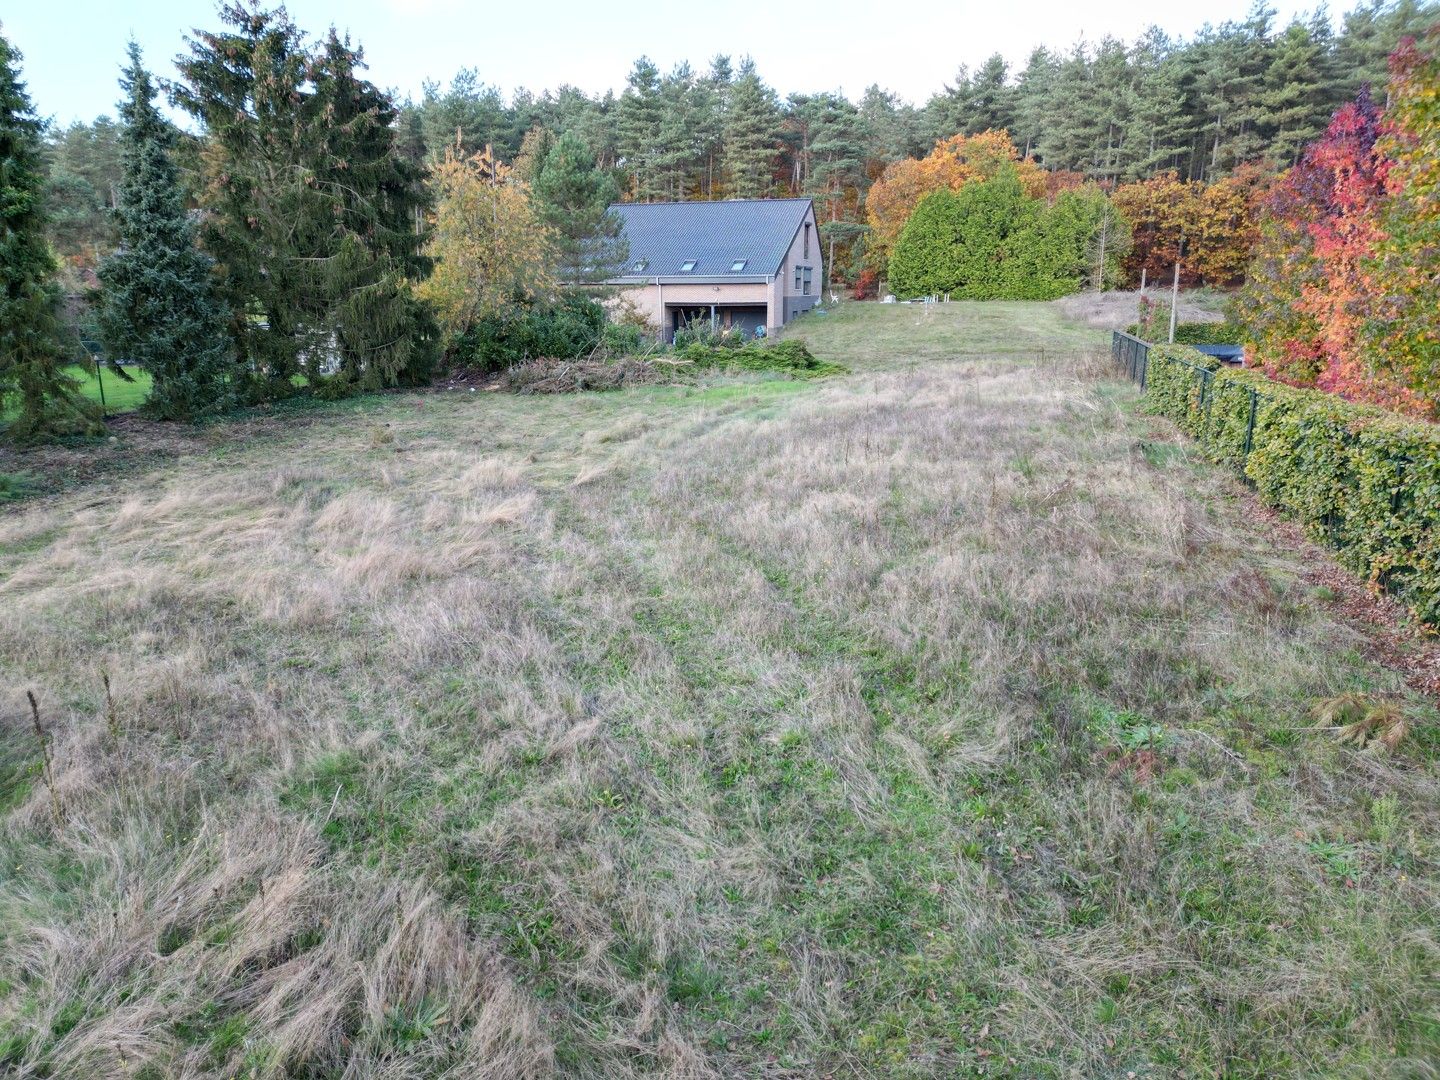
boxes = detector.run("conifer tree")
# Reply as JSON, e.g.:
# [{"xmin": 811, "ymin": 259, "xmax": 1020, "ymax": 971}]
[
  {"xmin": 305, "ymin": 29, "xmax": 437, "ymax": 390},
  {"xmin": 97, "ymin": 42, "xmax": 235, "ymax": 420},
  {"xmin": 616, "ymin": 57, "xmax": 665, "ymax": 200},
  {"xmin": 723, "ymin": 59, "xmax": 780, "ymax": 199},
  {"xmin": 173, "ymin": 2, "xmax": 311, "ymax": 396},
  {"xmin": 966, "ymin": 55, "xmax": 1017, "ymax": 135},
  {"xmin": 533, "ymin": 131, "xmax": 628, "ymax": 282},
  {"xmin": 0, "ymin": 31, "xmax": 97, "ymax": 438},
  {"xmin": 887, "ymin": 187, "xmax": 964, "ymax": 297},
  {"xmin": 175, "ymin": 7, "xmax": 436, "ymax": 396},
  {"xmin": 1260, "ymin": 16, "xmax": 1342, "ymax": 165},
  {"xmin": 1012, "ymin": 47, "xmax": 1061, "ymax": 159},
  {"xmin": 805, "ymin": 93, "xmax": 866, "ymax": 221}
]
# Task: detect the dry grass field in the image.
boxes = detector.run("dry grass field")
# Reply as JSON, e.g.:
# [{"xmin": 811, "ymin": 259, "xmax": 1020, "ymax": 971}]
[{"xmin": 1, "ymin": 301, "xmax": 1436, "ymax": 1078}]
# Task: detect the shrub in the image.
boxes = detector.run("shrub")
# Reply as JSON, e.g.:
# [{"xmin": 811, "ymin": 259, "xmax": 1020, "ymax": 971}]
[
  {"xmin": 673, "ymin": 316, "xmax": 744, "ymax": 350},
  {"xmin": 601, "ymin": 321, "xmax": 644, "ymax": 357},
  {"xmin": 1125, "ymin": 321, "xmax": 1245, "ymax": 346},
  {"xmin": 1140, "ymin": 343, "xmax": 1440, "ymax": 624},
  {"xmin": 452, "ymin": 293, "xmax": 606, "ymax": 370},
  {"xmin": 505, "ymin": 339, "xmax": 847, "ymax": 394}
]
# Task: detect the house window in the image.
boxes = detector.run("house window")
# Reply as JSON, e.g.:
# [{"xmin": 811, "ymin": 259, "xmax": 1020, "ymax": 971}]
[
  {"xmin": 803, "ymin": 266, "xmax": 813, "ymax": 294},
  {"xmin": 804, "ymin": 222, "xmax": 811, "ymax": 258},
  {"xmin": 793, "ymin": 265, "xmax": 802, "ymax": 291},
  {"xmin": 680, "ymin": 260, "xmax": 697, "ymax": 272},
  {"xmin": 730, "ymin": 259, "xmax": 747, "ymax": 272},
  {"xmin": 631, "ymin": 260, "xmax": 648, "ymax": 273}
]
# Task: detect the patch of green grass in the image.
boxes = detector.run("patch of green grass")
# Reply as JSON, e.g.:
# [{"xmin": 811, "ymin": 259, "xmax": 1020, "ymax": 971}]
[
  {"xmin": 0, "ymin": 365, "xmax": 154, "ymax": 422},
  {"xmin": 0, "ymin": 471, "xmax": 37, "ymax": 502}
]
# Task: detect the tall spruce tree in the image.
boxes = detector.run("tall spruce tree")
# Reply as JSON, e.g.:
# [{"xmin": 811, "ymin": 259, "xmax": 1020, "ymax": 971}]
[
  {"xmin": 0, "ymin": 31, "xmax": 96, "ymax": 439},
  {"xmin": 173, "ymin": 2, "xmax": 311, "ymax": 396},
  {"xmin": 175, "ymin": 7, "xmax": 436, "ymax": 396},
  {"xmin": 98, "ymin": 42, "xmax": 235, "ymax": 420},
  {"xmin": 305, "ymin": 29, "xmax": 437, "ymax": 390},
  {"xmin": 533, "ymin": 131, "xmax": 628, "ymax": 282}
]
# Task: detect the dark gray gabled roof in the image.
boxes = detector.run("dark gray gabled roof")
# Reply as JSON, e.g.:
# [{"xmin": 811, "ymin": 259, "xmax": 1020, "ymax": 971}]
[{"xmin": 607, "ymin": 198, "xmax": 813, "ymax": 282}]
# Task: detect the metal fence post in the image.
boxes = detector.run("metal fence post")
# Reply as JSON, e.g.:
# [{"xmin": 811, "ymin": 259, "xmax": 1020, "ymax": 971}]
[{"xmin": 1243, "ymin": 389, "xmax": 1257, "ymax": 458}]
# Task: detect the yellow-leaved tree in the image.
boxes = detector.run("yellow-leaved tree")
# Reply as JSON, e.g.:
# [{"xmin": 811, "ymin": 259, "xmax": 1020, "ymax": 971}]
[
  {"xmin": 865, "ymin": 130, "xmax": 1049, "ymax": 267},
  {"xmin": 419, "ymin": 142, "xmax": 556, "ymax": 340}
]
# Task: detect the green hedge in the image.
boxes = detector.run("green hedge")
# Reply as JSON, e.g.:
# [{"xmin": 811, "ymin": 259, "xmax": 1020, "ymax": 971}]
[
  {"xmin": 1124, "ymin": 321, "xmax": 1244, "ymax": 346},
  {"xmin": 1142, "ymin": 344, "xmax": 1440, "ymax": 625}
]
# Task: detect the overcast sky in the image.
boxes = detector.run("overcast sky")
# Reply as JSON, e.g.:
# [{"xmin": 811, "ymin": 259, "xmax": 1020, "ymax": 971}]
[{"xmin": 10, "ymin": 0, "xmax": 1327, "ymax": 126}]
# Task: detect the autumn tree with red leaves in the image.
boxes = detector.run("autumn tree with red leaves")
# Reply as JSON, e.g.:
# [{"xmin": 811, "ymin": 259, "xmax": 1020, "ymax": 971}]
[{"xmin": 1235, "ymin": 88, "xmax": 1431, "ymax": 415}]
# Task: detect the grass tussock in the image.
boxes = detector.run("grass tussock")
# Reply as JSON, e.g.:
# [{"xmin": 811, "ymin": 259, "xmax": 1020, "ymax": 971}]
[{"xmin": 1, "ymin": 300, "xmax": 1436, "ymax": 1077}]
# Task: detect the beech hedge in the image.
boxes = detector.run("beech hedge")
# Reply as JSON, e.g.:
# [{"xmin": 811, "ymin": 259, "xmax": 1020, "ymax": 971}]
[{"xmin": 1142, "ymin": 344, "xmax": 1440, "ymax": 625}]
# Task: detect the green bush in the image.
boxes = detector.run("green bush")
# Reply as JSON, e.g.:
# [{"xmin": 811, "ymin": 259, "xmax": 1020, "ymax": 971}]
[
  {"xmin": 453, "ymin": 294, "xmax": 606, "ymax": 370},
  {"xmin": 1140, "ymin": 343, "xmax": 1440, "ymax": 624},
  {"xmin": 673, "ymin": 316, "xmax": 745, "ymax": 350},
  {"xmin": 601, "ymin": 322, "xmax": 644, "ymax": 356},
  {"xmin": 1125, "ymin": 321, "xmax": 1245, "ymax": 346}
]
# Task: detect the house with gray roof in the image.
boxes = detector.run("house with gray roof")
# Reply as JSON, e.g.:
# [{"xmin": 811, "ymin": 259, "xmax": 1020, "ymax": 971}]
[{"xmin": 605, "ymin": 198, "xmax": 822, "ymax": 341}]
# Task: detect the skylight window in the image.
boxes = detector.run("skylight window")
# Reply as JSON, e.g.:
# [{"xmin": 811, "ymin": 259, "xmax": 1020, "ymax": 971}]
[
  {"xmin": 730, "ymin": 260, "xmax": 747, "ymax": 272},
  {"xmin": 680, "ymin": 260, "xmax": 697, "ymax": 272},
  {"xmin": 631, "ymin": 260, "xmax": 648, "ymax": 273}
]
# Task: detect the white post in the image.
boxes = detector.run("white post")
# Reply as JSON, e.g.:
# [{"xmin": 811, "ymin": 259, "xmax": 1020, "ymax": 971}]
[{"xmin": 1168, "ymin": 261, "xmax": 1180, "ymax": 345}]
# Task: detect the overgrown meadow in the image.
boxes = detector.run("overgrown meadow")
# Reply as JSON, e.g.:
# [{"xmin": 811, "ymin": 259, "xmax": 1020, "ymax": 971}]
[{"xmin": 1, "ymin": 302, "xmax": 1436, "ymax": 1077}]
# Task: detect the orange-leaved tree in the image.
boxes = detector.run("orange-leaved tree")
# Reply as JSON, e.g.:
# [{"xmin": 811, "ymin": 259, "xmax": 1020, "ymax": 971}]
[
  {"xmin": 419, "ymin": 142, "xmax": 556, "ymax": 341},
  {"xmin": 1111, "ymin": 168, "xmax": 1271, "ymax": 288},
  {"xmin": 1235, "ymin": 90, "xmax": 1428, "ymax": 414}
]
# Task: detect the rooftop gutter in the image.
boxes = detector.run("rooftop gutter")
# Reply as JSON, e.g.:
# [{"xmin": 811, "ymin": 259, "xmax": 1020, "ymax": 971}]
[{"xmin": 605, "ymin": 275, "xmax": 774, "ymax": 286}]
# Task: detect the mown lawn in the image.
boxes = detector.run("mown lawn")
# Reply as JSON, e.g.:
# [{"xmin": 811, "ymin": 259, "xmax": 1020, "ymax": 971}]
[
  {"xmin": 0, "ymin": 364, "xmax": 151, "ymax": 423},
  {"xmin": 0, "ymin": 301, "xmax": 1435, "ymax": 1077}
]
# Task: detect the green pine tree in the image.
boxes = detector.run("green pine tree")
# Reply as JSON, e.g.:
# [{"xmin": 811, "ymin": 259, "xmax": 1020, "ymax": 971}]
[
  {"xmin": 1012, "ymin": 47, "xmax": 1061, "ymax": 159},
  {"xmin": 97, "ymin": 42, "xmax": 236, "ymax": 421},
  {"xmin": 724, "ymin": 58, "xmax": 779, "ymax": 199},
  {"xmin": 616, "ymin": 57, "xmax": 665, "ymax": 201},
  {"xmin": 967, "ymin": 54, "xmax": 1017, "ymax": 135},
  {"xmin": 533, "ymin": 130, "xmax": 628, "ymax": 282},
  {"xmin": 173, "ymin": 2, "xmax": 313, "ymax": 397},
  {"xmin": 804, "ymin": 92, "xmax": 865, "ymax": 222},
  {"xmin": 1260, "ymin": 16, "xmax": 1341, "ymax": 165},
  {"xmin": 0, "ymin": 30, "xmax": 97, "ymax": 439}
]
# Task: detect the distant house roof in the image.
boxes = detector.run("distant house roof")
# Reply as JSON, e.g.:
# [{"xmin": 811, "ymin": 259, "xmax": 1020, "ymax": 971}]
[{"xmin": 607, "ymin": 198, "xmax": 813, "ymax": 282}]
